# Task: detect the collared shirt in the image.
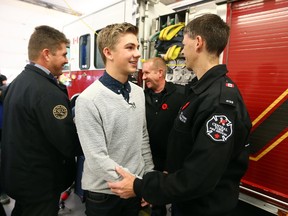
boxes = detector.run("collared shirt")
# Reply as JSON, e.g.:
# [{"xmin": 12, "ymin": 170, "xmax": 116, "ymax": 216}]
[
  {"xmin": 149, "ymin": 88, "xmax": 166, "ymax": 104},
  {"xmin": 30, "ymin": 62, "xmax": 57, "ymax": 83},
  {"xmin": 99, "ymin": 71, "xmax": 131, "ymax": 102},
  {"xmin": 30, "ymin": 62, "xmax": 51, "ymax": 76}
]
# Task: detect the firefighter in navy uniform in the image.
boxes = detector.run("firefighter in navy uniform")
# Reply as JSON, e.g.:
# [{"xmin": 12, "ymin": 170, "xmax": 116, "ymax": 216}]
[
  {"xmin": 163, "ymin": 64, "xmax": 251, "ymax": 216},
  {"xmin": 108, "ymin": 14, "xmax": 252, "ymax": 216},
  {"xmin": 1, "ymin": 26, "xmax": 79, "ymax": 216},
  {"xmin": 143, "ymin": 57, "xmax": 186, "ymax": 173},
  {"xmin": 142, "ymin": 57, "xmax": 186, "ymax": 216}
]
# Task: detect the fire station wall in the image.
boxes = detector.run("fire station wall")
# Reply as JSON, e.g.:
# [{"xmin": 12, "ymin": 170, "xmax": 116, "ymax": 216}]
[{"xmin": 0, "ymin": 0, "xmax": 77, "ymax": 82}]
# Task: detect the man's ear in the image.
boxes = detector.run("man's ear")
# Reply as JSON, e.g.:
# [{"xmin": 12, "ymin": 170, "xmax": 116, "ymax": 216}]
[
  {"xmin": 103, "ymin": 47, "xmax": 113, "ymax": 61},
  {"xmin": 158, "ymin": 68, "xmax": 164, "ymax": 78},
  {"xmin": 196, "ymin": 35, "xmax": 204, "ymax": 51},
  {"xmin": 42, "ymin": 49, "xmax": 50, "ymax": 62}
]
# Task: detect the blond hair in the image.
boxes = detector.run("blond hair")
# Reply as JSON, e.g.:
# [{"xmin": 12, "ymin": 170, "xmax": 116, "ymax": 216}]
[
  {"xmin": 144, "ymin": 57, "xmax": 167, "ymax": 76},
  {"xmin": 97, "ymin": 22, "xmax": 138, "ymax": 65}
]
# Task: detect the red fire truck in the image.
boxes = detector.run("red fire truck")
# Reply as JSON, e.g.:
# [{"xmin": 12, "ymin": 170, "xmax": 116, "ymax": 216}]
[{"xmin": 61, "ymin": 0, "xmax": 288, "ymax": 215}]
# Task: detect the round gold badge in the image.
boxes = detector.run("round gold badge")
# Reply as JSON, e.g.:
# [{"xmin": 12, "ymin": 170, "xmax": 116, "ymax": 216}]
[{"xmin": 53, "ymin": 105, "xmax": 68, "ymax": 119}]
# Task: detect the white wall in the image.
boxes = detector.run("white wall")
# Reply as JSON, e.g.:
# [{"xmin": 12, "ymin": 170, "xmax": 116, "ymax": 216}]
[{"xmin": 0, "ymin": 0, "xmax": 78, "ymax": 82}]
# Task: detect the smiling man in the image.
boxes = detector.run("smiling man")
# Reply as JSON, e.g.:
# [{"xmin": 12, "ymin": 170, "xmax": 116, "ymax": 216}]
[
  {"xmin": 75, "ymin": 22, "xmax": 154, "ymax": 216},
  {"xmin": 108, "ymin": 14, "xmax": 252, "ymax": 216},
  {"xmin": 1, "ymin": 25, "xmax": 79, "ymax": 216},
  {"xmin": 142, "ymin": 57, "xmax": 185, "ymax": 216}
]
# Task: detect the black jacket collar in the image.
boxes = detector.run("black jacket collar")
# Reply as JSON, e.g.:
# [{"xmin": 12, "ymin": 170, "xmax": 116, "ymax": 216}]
[
  {"xmin": 25, "ymin": 64, "xmax": 56, "ymax": 84},
  {"xmin": 145, "ymin": 81, "xmax": 176, "ymax": 95},
  {"xmin": 191, "ymin": 64, "xmax": 228, "ymax": 95}
]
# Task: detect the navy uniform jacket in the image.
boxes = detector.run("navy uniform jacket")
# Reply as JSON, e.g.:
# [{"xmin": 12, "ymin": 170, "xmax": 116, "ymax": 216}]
[
  {"xmin": 134, "ymin": 65, "xmax": 252, "ymax": 216},
  {"xmin": 1, "ymin": 64, "xmax": 79, "ymax": 202},
  {"xmin": 145, "ymin": 82, "xmax": 185, "ymax": 171}
]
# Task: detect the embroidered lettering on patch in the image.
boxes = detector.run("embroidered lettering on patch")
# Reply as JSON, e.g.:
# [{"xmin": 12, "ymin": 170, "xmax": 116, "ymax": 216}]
[
  {"xmin": 179, "ymin": 112, "xmax": 187, "ymax": 123},
  {"xmin": 53, "ymin": 105, "xmax": 68, "ymax": 120},
  {"xmin": 225, "ymin": 99, "xmax": 234, "ymax": 105},
  {"xmin": 206, "ymin": 115, "xmax": 232, "ymax": 142}
]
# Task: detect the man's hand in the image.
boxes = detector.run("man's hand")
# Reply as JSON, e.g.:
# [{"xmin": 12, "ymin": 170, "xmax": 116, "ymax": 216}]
[
  {"xmin": 141, "ymin": 198, "xmax": 150, "ymax": 207},
  {"xmin": 108, "ymin": 166, "xmax": 136, "ymax": 199}
]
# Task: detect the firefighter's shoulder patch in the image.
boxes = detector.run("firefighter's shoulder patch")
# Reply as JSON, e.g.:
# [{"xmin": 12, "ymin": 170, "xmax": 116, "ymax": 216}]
[
  {"xmin": 220, "ymin": 79, "xmax": 237, "ymax": 107},
  {"xmin": 53, "ymin": 105, "xmax": 68, "ymax": 120},
  {"xmin": 206, "ymin": 115, "xmax": 233, "ymax": 142}
]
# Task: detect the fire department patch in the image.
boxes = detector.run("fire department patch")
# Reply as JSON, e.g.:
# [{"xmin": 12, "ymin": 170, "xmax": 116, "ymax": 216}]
[
  {"xmin": 206, "ymin": 115, "xmax": 232, "ymax": 142},
  {"xmin": 53, "ymin": 105, "xmax": 68, "ymax": 120}
]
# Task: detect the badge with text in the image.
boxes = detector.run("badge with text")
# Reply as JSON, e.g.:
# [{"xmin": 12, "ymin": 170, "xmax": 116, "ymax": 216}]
[
  {"xmin": 53, "ymin": 105, "xmax": 68, "ymax": 120},
  {"xmin": 206, "ymin": 115, "xmax": 232, "ymax": 142}
]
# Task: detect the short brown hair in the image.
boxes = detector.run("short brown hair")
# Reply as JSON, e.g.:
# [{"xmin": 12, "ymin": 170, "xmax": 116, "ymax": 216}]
[
  {"xmin": 97, "ymin": 22, "xmax": 138, "ymax": 65},
  {"xmin": 28, "ymin": 25, "xmax": 69, "ymax": 61},
  {"xmin": 184, "ymin": 14, "xmax": 230, "ymax": 56}
]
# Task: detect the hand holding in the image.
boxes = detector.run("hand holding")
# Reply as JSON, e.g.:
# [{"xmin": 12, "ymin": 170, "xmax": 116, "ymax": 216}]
[
  {"xmin": 141, "ymin": 198, "xmax": 150, "ymax": 207},
  {"xmin": 108, "ymin": 166, "xmax": 136, "ymax": 199}
]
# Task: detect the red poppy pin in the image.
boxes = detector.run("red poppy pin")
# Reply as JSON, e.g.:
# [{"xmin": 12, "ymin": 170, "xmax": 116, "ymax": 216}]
[{"xmin": 162, "ymin": 103, "xmax": 168, "ymax": 110}]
